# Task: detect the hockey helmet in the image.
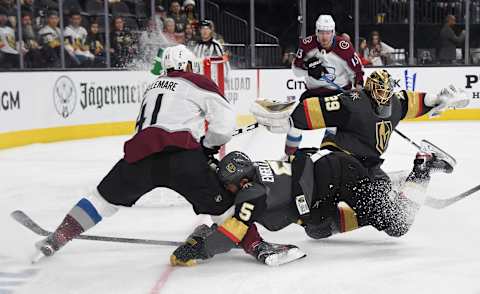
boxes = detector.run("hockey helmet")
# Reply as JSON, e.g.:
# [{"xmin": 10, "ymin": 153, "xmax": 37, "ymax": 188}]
[
  {"xmin": 161, "ymin": 44, "xmax": 196, "ymax": 72},
  {"xmin": 364, "ymin": 69, "xmax": 395, "ymax": 118},
  {"xmin": 316, "ymin": 15, "xmax": 335, "ymax": 32},
  {"xmin": 217, "ymin": 151, "xmax": 256, "ymax": 188}
]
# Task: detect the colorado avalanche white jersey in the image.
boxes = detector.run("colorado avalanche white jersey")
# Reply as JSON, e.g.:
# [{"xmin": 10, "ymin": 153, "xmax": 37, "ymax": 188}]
[
  {"xmin": 124, "ymin": 71, "xmax": 235, "ymax": 163},
  {"xmin": 292, "ymin": 35, "xmax": 364, "ymax": 93}
]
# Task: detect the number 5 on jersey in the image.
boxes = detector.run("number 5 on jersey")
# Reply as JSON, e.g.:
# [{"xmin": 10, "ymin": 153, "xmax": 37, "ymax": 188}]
[
  {"xmin": 239, "ymin": 202, "xmax": 255, "ymax": 222},
  {"xmin": 135, "ymin": 93, "xmax": 164, "ymax": 132}
]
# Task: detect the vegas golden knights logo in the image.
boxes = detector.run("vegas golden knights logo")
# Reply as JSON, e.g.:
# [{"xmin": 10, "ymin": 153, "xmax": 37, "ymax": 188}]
[
  {"xmin": 375, "ymin": 121, "xmax": 393, "ymax": 154},
  {"xmin": 226, "ymin": 163, "xmax": 236, "ymax": 173}
]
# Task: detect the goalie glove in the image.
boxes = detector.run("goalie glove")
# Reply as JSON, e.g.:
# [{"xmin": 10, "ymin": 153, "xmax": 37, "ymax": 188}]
[
  {"xmin": 249, "ymin": 100, "xmax": 296, "ymax": 134},
  {"xmin": 425, "ymin": 85, "xmax": 470, "ymax": 118}
]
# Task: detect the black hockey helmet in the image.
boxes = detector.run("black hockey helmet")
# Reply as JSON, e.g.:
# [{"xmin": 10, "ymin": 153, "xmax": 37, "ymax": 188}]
[{"xmin": 217, "ymin": 151, "xmax": 256, "ymax": 188}]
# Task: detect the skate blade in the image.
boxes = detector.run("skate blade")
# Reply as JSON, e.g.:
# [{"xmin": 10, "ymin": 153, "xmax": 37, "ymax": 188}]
[
  {"xmin": 30, "ymin": 250, "xmax": 47, "ymax": 264},
  {"xmin": 264, "ymin": 248, "xmax": 306, "ymax": 266}
]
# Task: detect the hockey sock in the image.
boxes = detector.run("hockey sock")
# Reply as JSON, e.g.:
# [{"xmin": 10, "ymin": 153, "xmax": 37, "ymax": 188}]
[
  {"xmin": 285, "ymin": 127, "xmax": 302, "ymax": 155},
  {"xmin": 240, "ymin": 224, "xmax": 263, "ymax": 255},
  {"xmin": 51, "ymin": 189, "xmax": 118, "ymax": 248}
]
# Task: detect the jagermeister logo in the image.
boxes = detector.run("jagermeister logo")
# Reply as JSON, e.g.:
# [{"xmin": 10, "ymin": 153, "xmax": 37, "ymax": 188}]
[
  {"xmin": 375, "ymin": 121, "xmax": 393, "ymax": 154},
  {"xmin": 226, "ymin": 163, "xmax": 236, "ymax": 173}
]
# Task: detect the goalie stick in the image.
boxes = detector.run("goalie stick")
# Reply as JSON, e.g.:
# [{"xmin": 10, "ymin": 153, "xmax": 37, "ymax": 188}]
[{"xmin": 424, "ymin": 184, "xmax": 480, "ymax": 209}]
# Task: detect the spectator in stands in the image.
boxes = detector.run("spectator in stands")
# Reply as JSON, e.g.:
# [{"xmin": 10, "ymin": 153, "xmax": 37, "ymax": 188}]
[
  {"xmin": 0, "ymin": 0, "xmax": 15, "ymax": 18},
  {"xmin": 38, "ymin": 10, "xmax": 62, "ymax": 67},
  {"xmin": 21, "ymin": 0, "xmax": 35, "ymax": 17},
  {"xmin": 210, "ymin": 20, "xmax": 224, "ymax": 45},
  {"xmin": 21, "ymin": 12, "xmax": 42, "ymax": 67},
  {"xmin": 0, "ymin": 7, "xmax": 19, "ymax": 68},
  {"xmin": 138, "ymin": 19, "xmax": 163, "ymax": 66},
  {"xmin": 34, "ymin": 0, "xmax": 58, "ymax": 18},
  {"xmin": 153, "ymin": 5, "xmax": 167, "ymax": 31},
  {"xmin": 358, "ymin": 37, "xmax": 371, "ymax": 65},
  {"xmin": 367, "ymin": 30, "xmax": 394, "ymax": 66},
  {"xmin": 163, "ymin": 17, "xmax": 183, "ymax": 44},
  {"xmin": 183, "ymin": 0, "xmax": 198, "ymax": 28},
  {"xmin": 438, "ymin": 14, "xmax": 465, "ymax": 64},
  {"xmin": 86, "ymin": 21, "xmax": 106, "ymax": 67},
  {"xmin": 184, "ymin": 22, "xmax": 197, "ymax": 50},
  {"xmin": 0, "ymin": 0, "xmax": 17, "ymax": 29},
  {"xmin": 168, "ymin": 0, "xmax": 186, "ymax": 33},
  {"xmin": 281, "ymin": 46, "xmax": 295, "ymax": 67},
  {"xmin": 111, "ymin": 16, "xmax": 136, "ymax": 67},
  {"xmin": 64, "ymin": 10, "xmax": 94, "ymax": 67}
]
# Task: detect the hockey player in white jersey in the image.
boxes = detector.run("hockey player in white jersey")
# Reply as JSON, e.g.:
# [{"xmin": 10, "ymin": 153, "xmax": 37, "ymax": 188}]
[
  {"xmin": 33, "ymin": 44, "xmax": 238, "ymax": 261},
  {"xmin": 284, "ymin": 15, "xmax": 364, "ymax": 156}
]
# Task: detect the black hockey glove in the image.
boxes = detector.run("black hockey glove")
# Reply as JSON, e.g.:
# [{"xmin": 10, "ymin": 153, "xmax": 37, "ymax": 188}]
[
  {"xmin": 305, "ymin": 57, "xmax": 327, "ymax": 80},
  {"xmin": 170, "ymin": 235, "xmax": 211, "ymax": 266},
  {"xmin": 200, "ymin": 136, "xmax": 221, "ymax": 156}
]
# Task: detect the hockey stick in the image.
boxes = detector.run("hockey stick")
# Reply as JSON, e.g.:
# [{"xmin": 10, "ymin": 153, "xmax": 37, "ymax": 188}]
[
  {"xmin": 11, "ymin": 210, "xmax": 183, "ymax": 246},
  {"xmin": 233, "ymin": 122, "xmax": 259, "ymax": 137},
  {"xmin": 423, "ymin": 184, "xmax": 480, "ymax": 209}
]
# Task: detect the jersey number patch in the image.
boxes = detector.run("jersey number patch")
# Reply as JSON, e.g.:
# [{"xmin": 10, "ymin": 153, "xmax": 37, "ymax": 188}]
[
  {"xmin": 239, "ymin": 202, "xmax": 255, "ymax": 222},
  {"xmin": 135, "ymin": 93, "xmax": 164, "ymax": 132},
  {"xmin": 324, "ymin": 95, "xmax": 341, "ymax": 111}
]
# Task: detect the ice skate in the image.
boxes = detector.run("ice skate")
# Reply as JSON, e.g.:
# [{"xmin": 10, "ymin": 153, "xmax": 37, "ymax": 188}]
[{"xmin": 251, "ymin": 241, "xmax": 306, "ymax": 266}]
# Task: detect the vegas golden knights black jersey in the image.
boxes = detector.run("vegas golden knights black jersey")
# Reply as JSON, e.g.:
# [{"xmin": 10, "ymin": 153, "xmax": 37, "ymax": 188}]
[{"xmin": 291, "ymin": 90, "xmax": 434, "ymax": 161}]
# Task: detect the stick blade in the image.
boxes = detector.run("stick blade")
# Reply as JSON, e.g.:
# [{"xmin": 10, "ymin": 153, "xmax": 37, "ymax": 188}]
[{"xmin": 10, "ymin": 210, "xmax": 51, "ymax": 236}]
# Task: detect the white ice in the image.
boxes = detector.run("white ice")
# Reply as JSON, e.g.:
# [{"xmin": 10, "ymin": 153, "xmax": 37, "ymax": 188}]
[{"xmin": 1, "ymin": 121, "xmax": 479, "ymax": 294}]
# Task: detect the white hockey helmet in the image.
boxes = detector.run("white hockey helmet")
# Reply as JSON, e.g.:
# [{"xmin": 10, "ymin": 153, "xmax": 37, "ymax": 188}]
[
  {"xmin": 316, "ymin": 14, "xmax": 335, "ymax": 32},
  {"xmin": 161, "ymin": 44, "xmax": 196, "ymax": 71}
]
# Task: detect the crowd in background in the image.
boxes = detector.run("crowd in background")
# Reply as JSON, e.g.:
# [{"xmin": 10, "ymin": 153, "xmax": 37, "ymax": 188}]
[
  {"xmin": 0, "ymin": 0, "xmax": 227, "ymax": 69},
  {"xmin": 0, "ymin": 0, "xmax": 476, "ymax": 70}
]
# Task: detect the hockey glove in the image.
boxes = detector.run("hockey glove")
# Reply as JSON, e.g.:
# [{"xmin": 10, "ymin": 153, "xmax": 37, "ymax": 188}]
[
  {"xmin": 170, "ymin": 235, "xmax": 211, "ymax": 266},
  {"xmin": 305, "ymin": 57, "xmax": 327, "ymax": 80},
  {"xmin": 425, "ymin": 85, "xmax": 470, "ymax": 118},
  {"xmin": 200, "ymin": 136, "xmax": 221, "ymax": 156}
]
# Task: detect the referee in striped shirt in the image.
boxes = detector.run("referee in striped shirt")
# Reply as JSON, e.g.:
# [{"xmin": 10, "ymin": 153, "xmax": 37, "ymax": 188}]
[
  {"xmin": 193, "ymin": 20, "xmax": 231, "ymax": 76},
  {"xmin": 193, "ymin": 20, "xmax": 225, "ymax": 58}
]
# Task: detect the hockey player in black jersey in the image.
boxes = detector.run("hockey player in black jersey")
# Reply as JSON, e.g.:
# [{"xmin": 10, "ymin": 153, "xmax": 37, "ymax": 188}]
[
  {"xmin": 251, "ymin": 69, "xmax": 469, "ymax": 179},
  {"xmin": 170, "ymin": 69, "xmax": 470, "ymax": 267},
  {"xmin": 170, "ymin": 145, "xmax": 455, "ymax": 266}
]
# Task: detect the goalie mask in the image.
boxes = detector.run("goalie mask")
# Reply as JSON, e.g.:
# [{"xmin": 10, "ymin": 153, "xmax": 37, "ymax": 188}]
[
  {"xmin": 365, "ymin": 69, "xmax": 395, "ymax": 118},
  {"xmin": 217, "ymin": 151, "xmax": 256, "ymax": 189}
]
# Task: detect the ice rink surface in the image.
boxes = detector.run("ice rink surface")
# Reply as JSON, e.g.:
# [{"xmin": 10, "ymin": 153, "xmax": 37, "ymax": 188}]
[{"xmin": 1, "ymin": 121, "xmax": 479, "ymax": 294}]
